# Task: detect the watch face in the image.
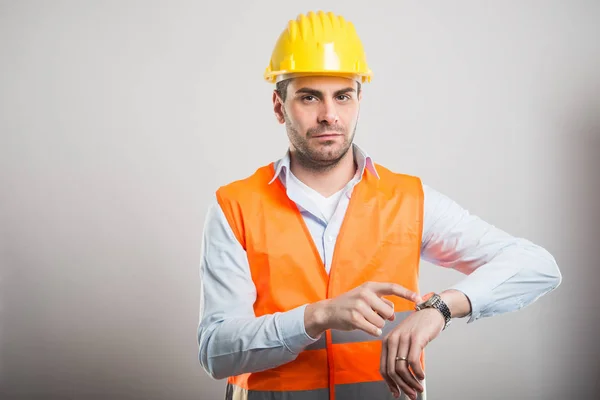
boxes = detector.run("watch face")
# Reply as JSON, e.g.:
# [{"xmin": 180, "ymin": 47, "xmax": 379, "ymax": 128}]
[
  {"xmin": 423, "ymin": 293, "xmax": 438, "ymax": 305},
  {"xmin": 415, "ymin": 293, "xmax": 436, "ymax": 310}
]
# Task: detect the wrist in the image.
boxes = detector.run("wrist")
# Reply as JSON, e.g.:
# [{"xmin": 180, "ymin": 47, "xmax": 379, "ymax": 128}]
[
  {"xmin": 439, "ymin": 289, "xmax": 471, "ymax": 319},
  {"xmin": 415, "ymin": 292, "xmax": 453, "ymax": 330},
  {"xmin": 421, "ymin": 308, "xmax": 446, "ymax": 329},
  {"xmin": 304, "ymin": 300, "xmax": 329, "ymax": 339}
]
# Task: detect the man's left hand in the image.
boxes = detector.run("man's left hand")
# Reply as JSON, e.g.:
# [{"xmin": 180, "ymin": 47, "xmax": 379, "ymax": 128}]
[{"xmin": 379, "ymin": 309, "xmax": 445, "ymax": 399}]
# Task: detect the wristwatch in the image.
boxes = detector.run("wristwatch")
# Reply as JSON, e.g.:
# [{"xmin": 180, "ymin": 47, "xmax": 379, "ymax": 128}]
[{"xmin": 415, "ymin": 292, "xmax": 452, "ymax": 330}]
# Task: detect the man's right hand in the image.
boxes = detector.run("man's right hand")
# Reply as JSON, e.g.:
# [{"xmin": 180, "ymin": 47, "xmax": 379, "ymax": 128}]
[{"xmin": 304, "ymin": 282, "xmax": 422, "ymax": 339}]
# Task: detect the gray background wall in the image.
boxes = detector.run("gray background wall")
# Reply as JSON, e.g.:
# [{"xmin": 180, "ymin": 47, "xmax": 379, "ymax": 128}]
[{"xmin": 1, "ymin": 1, "xmax": 599, "ymax": 399}]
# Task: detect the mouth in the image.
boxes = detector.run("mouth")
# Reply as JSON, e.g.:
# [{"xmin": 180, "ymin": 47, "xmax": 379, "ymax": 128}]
[{"xmin": 312, "ymin": 133, "xmax": 342, "ymax": 138}]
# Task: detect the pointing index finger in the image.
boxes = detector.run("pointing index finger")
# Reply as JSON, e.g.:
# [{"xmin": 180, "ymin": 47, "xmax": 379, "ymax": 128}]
[{"xmin": 371, "ymin": 283, "xmax": 421, "ymax": 303}]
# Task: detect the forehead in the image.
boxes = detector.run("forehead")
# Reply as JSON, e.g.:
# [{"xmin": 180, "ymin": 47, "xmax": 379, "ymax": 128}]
[{"xmin": 288, "ymin": 76, "xmax": 358, "ymax": 91}]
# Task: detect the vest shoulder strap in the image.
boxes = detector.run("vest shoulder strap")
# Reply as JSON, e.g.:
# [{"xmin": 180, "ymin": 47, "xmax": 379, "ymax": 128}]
[
  {"xmin": 215, "ymin": 164, "xmax": 275, "ymax": 249},
  {"xmin": 372, "ymin": 163, "xmax": 424, "ymax": 198},
  {"xmin": 215, "ymin": 162, "xmax": 424, "ymax": 249}
]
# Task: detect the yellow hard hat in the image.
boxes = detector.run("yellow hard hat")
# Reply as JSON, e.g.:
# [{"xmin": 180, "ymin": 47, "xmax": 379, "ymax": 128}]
[{"xmin": 264, "ymin": 11, "xmax": 373, "ymax": 84}]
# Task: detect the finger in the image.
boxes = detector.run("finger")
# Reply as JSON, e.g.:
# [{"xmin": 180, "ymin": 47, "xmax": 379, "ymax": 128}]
[
  {"xmin": 358, "ymin": 302, "xmax": 386, "ymax": 331},
  {"xmin": 366, "ymin": 292, "xmax": 395, "ymax": 321},
  {"xmin": 386, "ymin": 334, "xmax": 416, "ymax": 400},
  {"xmin": 352, "ymin": 312, "xmax": 383, "ymax": 337},
  {"xmin": 396, "ymin": 337, "xmax": 424, "ymax": 396},
  {"xmin": 381, "ymin": 298, "xmax": 396, "ymax": 321},
  {"xmin": 379, "ymin": 338, "xmax": 400, "ymax": 397},
  {"xmin": 369, "ymin": 282, "xmax": 421, "ymax": 303},
  {"xmin": 407, "ymin": 338, "xmax": 426, "ymax": 382}
]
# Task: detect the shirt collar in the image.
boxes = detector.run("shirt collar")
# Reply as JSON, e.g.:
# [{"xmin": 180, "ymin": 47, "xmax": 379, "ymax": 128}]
[{"xmin": 268, "ymin": 143, "xmax": 380, "ymax": 186}]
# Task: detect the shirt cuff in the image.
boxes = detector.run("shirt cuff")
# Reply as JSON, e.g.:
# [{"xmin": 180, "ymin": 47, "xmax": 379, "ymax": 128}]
[
  {"xmin": 446, "ymin": 281, "xmax": 489, "ymax": 324},
  {"xmin": 276, "ymin": 304, "xmax": 320, "ymax": 354}
]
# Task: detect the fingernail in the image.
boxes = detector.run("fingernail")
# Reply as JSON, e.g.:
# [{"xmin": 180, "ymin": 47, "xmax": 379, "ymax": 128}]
[{"xmin": 376, "ymin": 328, "xmax": 382, "ymax": 336}]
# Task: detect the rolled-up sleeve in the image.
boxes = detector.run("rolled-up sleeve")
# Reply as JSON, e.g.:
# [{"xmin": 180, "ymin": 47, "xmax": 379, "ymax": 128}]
[{"xmin": 420, "ymin": 184, "xmax": 562, "ymax": 323}]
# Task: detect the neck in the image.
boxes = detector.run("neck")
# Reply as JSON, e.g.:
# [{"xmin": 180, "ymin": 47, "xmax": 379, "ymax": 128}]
[{"xmin": 289, "ymin": 147, "xmax": 357, "ymax": 197}]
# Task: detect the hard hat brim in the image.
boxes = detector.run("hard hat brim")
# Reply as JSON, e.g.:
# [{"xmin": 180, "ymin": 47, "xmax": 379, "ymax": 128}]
[{"xmin": 268, "ymin": 71, "xmax": 372, "ymax": 84}]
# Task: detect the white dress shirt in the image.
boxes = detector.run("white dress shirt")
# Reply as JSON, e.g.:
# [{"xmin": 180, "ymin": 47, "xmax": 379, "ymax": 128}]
[{"xmin": 197, "ymin": 144, "xmax": 561, "ymax": 380}]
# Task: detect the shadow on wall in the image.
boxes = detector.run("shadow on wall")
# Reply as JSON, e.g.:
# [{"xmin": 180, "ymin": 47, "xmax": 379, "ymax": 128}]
[{"xmin": 549, "ymin": 88, "xmax": 600, "ymax": 399}]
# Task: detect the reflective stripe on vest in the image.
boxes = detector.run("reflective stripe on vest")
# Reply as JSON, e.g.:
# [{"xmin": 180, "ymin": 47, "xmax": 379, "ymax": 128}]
[{"xmin": 217, "ymin": 162, "xmax": 425, "ymax": 400}]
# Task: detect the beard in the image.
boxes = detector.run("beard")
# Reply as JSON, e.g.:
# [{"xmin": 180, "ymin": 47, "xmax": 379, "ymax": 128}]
[{"xmin": 283, "ymin": 108, "xmax": 358, "ymax": 172}]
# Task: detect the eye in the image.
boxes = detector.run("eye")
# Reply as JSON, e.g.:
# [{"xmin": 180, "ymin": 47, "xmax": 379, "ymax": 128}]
[
  {"xmin": 336, "ymin": 94, "xmax": 351, "ymax": 101},
  {"xmin": 302, "ymin": 95, "xmax": 317, "ymax": 102}
]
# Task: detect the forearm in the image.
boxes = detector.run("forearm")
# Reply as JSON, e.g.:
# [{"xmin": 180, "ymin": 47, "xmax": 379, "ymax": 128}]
[
  {"xmin": 199, "ymin": 305, "xmax": 318, "ymax": 379},
  {"xmin": 421, "ymin": 183, "xmax": 561, "ymax": 324},
  {"xmin": 448, "ymin": 243, "xmax": 561, "ymax": 322}
]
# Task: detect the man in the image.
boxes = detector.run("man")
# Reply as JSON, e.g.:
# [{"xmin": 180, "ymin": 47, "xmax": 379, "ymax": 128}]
[{"xmin": 197, "ymin": 10, "xmax": 561, "ymax": 400}]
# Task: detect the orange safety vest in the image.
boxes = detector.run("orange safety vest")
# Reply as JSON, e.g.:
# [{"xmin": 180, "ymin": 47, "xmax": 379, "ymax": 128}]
[{"xmin": 216, "ymin": 162, "xmax": 425, "ymax": 400}]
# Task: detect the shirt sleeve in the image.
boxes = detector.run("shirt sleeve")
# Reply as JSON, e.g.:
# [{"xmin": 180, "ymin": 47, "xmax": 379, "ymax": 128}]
[
  {"xmin": 197, "ymin": 197, "xmax": 320, "ymax": 380},
  {"xmin": 420, "ymin": 183, "xmax": 562, "ymax": 323}
]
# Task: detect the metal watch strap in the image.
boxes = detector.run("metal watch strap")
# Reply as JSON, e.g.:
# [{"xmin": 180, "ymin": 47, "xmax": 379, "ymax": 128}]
[
  {"xmin": 432, "ymin": 295, "xmax": 452, "ymax": 330},
  {"xmin": 417, "ymin": 294, "xmax": 452, "ymax": 330}
]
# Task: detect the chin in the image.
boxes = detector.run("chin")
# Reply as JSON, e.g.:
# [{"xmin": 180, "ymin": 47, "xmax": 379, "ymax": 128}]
[{"xmin": 315, "ymin": 147, "xmax": 348, "ymax": 160}]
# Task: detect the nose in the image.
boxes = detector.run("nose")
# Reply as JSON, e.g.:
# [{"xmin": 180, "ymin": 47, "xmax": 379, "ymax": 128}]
[{"xmin": 317, "ymin": 98, "xmax": 339, "ymax": 125}]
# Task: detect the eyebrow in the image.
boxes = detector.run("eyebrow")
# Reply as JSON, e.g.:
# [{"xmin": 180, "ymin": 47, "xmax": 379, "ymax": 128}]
[{"xmin": 295, "ymin": 87, "xmax": 356, "ymax": 98}]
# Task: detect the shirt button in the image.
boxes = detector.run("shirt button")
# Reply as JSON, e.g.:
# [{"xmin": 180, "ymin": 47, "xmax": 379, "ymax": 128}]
[{"xmin": 328, "ymin": 235, "xmax": 335, "ymax": 242}]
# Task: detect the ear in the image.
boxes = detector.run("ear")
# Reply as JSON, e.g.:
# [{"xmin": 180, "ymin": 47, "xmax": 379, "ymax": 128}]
[{"xmin": 273, "ymin": 90, "xmax": 285, "ymax": 124}]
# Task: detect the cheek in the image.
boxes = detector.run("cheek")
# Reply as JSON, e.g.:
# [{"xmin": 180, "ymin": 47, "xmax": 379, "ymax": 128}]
[
  {"xmin": 288, "ymin": 107, "xmax": 314, "ymax": 131},
  {"xmin": 340, "ymin": 109, "xmax": 359, "ymax": 128}
]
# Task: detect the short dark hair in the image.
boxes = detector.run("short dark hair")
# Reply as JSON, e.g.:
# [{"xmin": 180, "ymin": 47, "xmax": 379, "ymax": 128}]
[
  {"xmin": 275, "ymin": 78, "xmax": 362, "ymax": 103},
  {"xmin": 275, "ymin": 79, "xmax": 293, "ymax": 102}
]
